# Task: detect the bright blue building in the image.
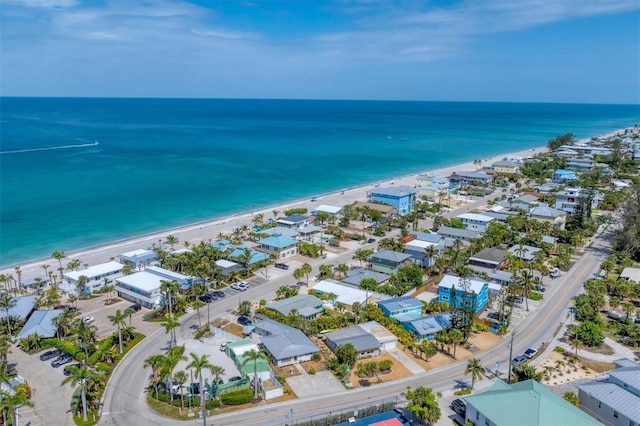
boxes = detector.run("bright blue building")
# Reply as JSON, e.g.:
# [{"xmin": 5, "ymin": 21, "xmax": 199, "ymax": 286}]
[
  {"xmin": 552, "ymin": 169, "xmax": 577, "ymax": 183},
  {"xmin": 438, "ymin": 274, "xmax": 488, "ymax": 313},
  {"xmin": 367, "ymin": 186, "xmax": 417, "ymax": 216}
]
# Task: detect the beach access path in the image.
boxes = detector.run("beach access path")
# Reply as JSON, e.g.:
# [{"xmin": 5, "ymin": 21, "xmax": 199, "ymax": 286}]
[{"xmin": 3, "ymin": 145, "xmax": 547, "ymax": 283}]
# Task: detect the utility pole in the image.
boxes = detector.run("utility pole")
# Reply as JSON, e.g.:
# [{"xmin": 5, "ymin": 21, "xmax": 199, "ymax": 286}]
[{"xmin": 507, "ymin": 331, "xmax": 515, "ymax": 384}]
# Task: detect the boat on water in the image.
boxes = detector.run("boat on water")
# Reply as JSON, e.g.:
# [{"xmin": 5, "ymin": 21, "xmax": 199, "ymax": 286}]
[{"xmin": 94, "ymin": 141, "xmax": 100, "ymax": 145}]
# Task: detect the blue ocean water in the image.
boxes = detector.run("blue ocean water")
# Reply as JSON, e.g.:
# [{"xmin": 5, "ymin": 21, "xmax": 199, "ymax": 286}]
[{"xmin": 1, "ymin": 98, "xmax": 639, "ymax": 267}]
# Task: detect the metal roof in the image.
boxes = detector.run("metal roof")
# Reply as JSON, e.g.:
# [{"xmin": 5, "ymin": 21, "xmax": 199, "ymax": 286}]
[
  {"xmin": 369, "ymin": 185, "xmax": 417, "ymax": 197},
  {"xmin": 16, "ymin": 309, "xmax": 64, "ymax": 339},
  {"xmin": 0, "ymin": 295, "xmax": 38, "ymax": 321},
  {"xmin": 342, "ymin": 268, "xmax": 389, "ymax": 286},
  {"xmin": 377, "ymin": 296, "xmax": 422, "ymax": 312},
  {"xmin": 579, "ymin": 381, "xmax": 640, "ymax": 422},
  {"xmin": 255, "ymin": 319, "xmax": 318, "ymax": 360},
  {"xmin": 437, "ymin": 226, "xmax": 482, "ymax": 239},
  {"xmin": 265, "ymin": 294, "xmax": 323, "ymax": 318},
  {"xmin": 370, "ymin": 249, "xmax": 413, "ymax": 263}
]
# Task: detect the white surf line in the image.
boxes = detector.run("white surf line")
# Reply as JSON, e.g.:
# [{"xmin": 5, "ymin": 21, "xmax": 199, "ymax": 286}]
[{"xmin": 0, "ymin": 141, "xmax": 99, "ymax": 155}]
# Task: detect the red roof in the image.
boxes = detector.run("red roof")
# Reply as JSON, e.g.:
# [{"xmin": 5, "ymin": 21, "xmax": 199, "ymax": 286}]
[{"xmin": 371, "ymin": 419, "xmax": 403, "ymax": 426}]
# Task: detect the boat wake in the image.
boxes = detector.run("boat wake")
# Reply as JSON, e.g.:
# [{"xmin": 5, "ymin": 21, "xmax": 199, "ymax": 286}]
[{"xmin": 0, "ymin": 141, "xmax": 100, "ymax": 155}]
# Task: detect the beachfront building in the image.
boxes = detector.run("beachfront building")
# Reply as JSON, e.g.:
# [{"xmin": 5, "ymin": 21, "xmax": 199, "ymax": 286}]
[
  {"xmin": 529, "ymin": 204, "xmax": 567, "ymax": 230},
  {"xmin": 313, "ymin": 204, "xmax": 343, "ymax": 216},
  {"xmin": 492, "ymin": 160, "xmax": 519, "ymax": 174},
  {"xmin": 377, "ymin": 296, "xmax": 422, "ymax": 319},
  {"xmin": 368, "ymin": 249, "xmax": 413, "ymax": 274},
  {"xmin": 118, "ymin": 249, "xmax": 157, "ymax": 270},
  {"xmin": 577, "ymin": 358, "xmax": 640, "ymax": 426},
  {"xmin": 0, "ymin": 295, "xmax": 38, "ymax": 323},
  {"xmin": 265, "ymin": 294, "xmax": 323, "ymax": 320},
  {"xmin": 456, "ymin": 213, "xmax": 495, "ymax": 233},
  {"xmin": 257, "ymin": 235, "xmax": 298, "ymax": 259},
  {"xmin": 228, "ymin": 245, "xmax": 269, "ymax": 266},
  {"xmin": 552, "ymin": 169, "xmax": 578, "ymax": 184},
  {"xmin": 464, "ymin": 380, "xmax": 600, "ymax": 426},
  {"xmin": 438, "ymin": 274, "xmax": 488, "ymax": 313},
  {"xmin": 555, "ymin": 144, "xmax": 613, "ymax": 157},
  {"xmin": 417, "ymin": 175, "xmax": 451, "ymax": 203},
  {"xmin": 367, "ymin": 186, "xmax": 417, "ymax": 216},
  {"xmin": 254, "ymin": 319, "xmax": 319, "ymax": 367},
  {"xmin": 64, "ymin": 261, "xmax": 124, "ymax": 294},
  {"xmin": 324, "ymin": 325, "xmax": 381, "ymax": 358},
  {"xmin": 352, "ymin": 201, "xmax": 397, "ymax": 220},
  {"xmin": 468, "ymin": 247, "xmax": 508, "ymax": 270},
  {"xmin": 277, "ymin": 214, "xmax": 310, "ymax": 229},
  {"xmin": 447, "ymin": 171, "xmax": 493, "ymax": 187}
]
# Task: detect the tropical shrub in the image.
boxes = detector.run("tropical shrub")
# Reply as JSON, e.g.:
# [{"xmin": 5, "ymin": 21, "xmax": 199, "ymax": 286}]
[{"xmin": 221, "ymin": 388, "xmax": 253, "ymax": 405}]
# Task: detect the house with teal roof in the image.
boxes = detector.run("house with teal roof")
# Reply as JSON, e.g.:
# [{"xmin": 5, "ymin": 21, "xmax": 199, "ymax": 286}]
[
  {"xmin": 257, "ymin": 235, "xmax": 298, "ymax": 259},
  {"xmin": 464, "ymin": 379, "xmax": 600, "ymax": 426}
]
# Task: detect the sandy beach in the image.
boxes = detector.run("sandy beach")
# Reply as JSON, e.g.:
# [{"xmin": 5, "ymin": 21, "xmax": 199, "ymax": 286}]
[{"xmin": 1, "ymin": 128, "xmax": 625, "ymax": 284}]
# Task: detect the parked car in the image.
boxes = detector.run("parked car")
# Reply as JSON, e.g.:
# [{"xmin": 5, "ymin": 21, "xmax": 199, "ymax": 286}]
[
  {"xmin": 220, "ymin": 342, "xmax": 227, "ymax": 352},
  {"xmin": 51, "ymin": 353, "xmax": 73, "ymax": 368},
  {"xmin": 198, "ymin": 294, "xmax": 214, "ymax": 303},
  {"xmin": 523, "ymin": 348, "xmax": 538, "ymax": 359},
  {"xmin": 231, "ymin": 281, "xmax": 249, "ymax": 291},
  {"xmin": 450, "ymin": 398, "xmax": 466, "ymax": 416},
  {"xmin": 211, "ymin": 290, "xmax": 226, "ymax": 298},
  {"xmin": 82, "ymin": 316, "xmax": 95, "ymax": 324},
  {"xmin": 487, "ymin": 312, "xmax": 500, "ymax": 320},
  {"xmin": 275, "ymin": 263, "xmax": 289, "ymax": 270},
  {"xmin": 228, "ymin": 376, "xmax": 242, "ymax": 382},
  {"xmin": 39, "ymin": 349, "xmax": 62, "ymax": 361},
  {"xmin": 63, "ymin": 363, "xmax": 82, "ymax": 376},
  {"xmin": 367, "ymin": 238, "xmax": 376, "ymax": 244},
  {"xmin": 512, "ymin": 355, "xmax": 527, "ymax": 367},
  {"xmin": 128, "ymin": 303, "xmax": 142, "ymax": 312},
  {"xmin": 535, "ymin": 284, "xmax": 546, "ymax": 292},
  {"xmin": 237, "ymin": 316, "xmax": 252, "ymax": 326}
]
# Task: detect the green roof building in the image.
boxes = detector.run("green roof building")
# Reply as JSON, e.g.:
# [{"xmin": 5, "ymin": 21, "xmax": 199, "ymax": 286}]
[{"xmin": 463, "ymin": 380, "xmax": 600, "ymax": 426}]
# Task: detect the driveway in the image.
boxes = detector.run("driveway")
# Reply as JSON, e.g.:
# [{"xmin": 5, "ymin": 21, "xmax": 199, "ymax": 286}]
[{"xmin": 286, "ymin": 371, "xmax": 345, "ymax": 398}]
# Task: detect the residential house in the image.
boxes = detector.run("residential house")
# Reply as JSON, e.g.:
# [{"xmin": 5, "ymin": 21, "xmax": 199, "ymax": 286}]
[
  {"xmin": 448, "ymin": 171, "xmax": 493, "ymax": 187},
  {"xmin": 552, "ymin": 169, "xmax": 578, "ymax": 184},
  {"xmin": 296, "ymin": 224, "xmax": 322, "ymax": 242},
  {"xmin": 467, "ymin": 265, "xmax": 514, "ymax": 287},
  {"xmin": 554, "ymin": 187, "xmax": 602, "ymax": 215},
  {"xmin": 324, "ymin": 325, "xmax": 380, "ymax": 358},
  {"xmin": 118, "ymin": 249, "xmax": 157, "ymax": 270},
  {"xmin": 578, "ymin": 358, "xmax": 640, "ymax": 426},
  {"xmin": 404, "ymin": 236, "xmax": 443, "ymax": 268},
  {"xmin": 437, "ymin": 226, "xmax": 482, "ymax": 243},
  {"xmin": 438, "ymin": 274, "xmax": 489, "ymax": 313},
  {"xmin": 533, "ymin": 183, "xmax": 561, "ymax": 194},
  {"xmin": 377, "ymin": 296, "xmax": 423, "ymax": 319},
  {"xmin": 553, "ymin": 148, "xmax": 579, "ymax": 158},
  {"xmin": 417, "ymin": 175, "xmax": 451, "ymax": 203},
  {"xmin": 341, "ymin": 268, "xmax": 390, "ymax": 287},
  {"xmin": 567, "ymin": 157, "xmax": 596, "ymax": 171},
  {"xmin": 368, "ymin": 249, "xmax": 413, "ymax": 274},
  {"xmin": 257, "ymin": 235, "xmax": 298, "ymax": 259},
  {"xmin": 353, "ymin": 201, "xmax": 397, "ymax": 219},
  {"xmin": 260, "ymin": 227, "xmax": 299, "ymax": 240},
  {"xmin": 464, "ymin": 379, "xmax": 600, "ymax": 426},
  {"xmin": 468, "ymin": 247, "xmax": 508, "ymax": 270},
  {"xmin": 367, "ymin": 186, "xmax": 417, "ymax": 216},
  {"xmin": 492, "ymin": 160, "xmax": 519, "ymax": 174},
  {"xmin": 265, "ymin": 294, "xmax": 323, "ymax": 320},
  {"xmin": 277, "ymin": 214, "xmax": 310, "ymax": 229},
  {"xmin": 15, "ymin": 308, "xmax": 65, "ymax": 340},
  {"xmin": 357, "ymin": 321, "xmax": 398, "ymax": 351},
  {"xmin": 529, "ymin": 204, "xmax": 567, "ymax": 230},
  {"xmin": 214, "ymin": 259, "xmax": 243, "ymax": 277},
  {"xmin": 313, "ymin": 204, "xmax": 343, "ymax": 216},
  {"xmin": 555, "ymin": 144, "xmax": 612, "ymax": 157},
  {"xmin": 64, "ymin": 261, "xmax": 124, "ymax": 294},
  {"xmin": 507, "ymin": 244, "xmax": 543, "ymax": 262},
  {"xmin": 398, "ymin": 312, "xmax": 452, "ymax": 341},
  {"xmin": 253, "ymin": 319, "xmax": 318, "ymax": 367},
  {"xmin": 312, "ymin": 279, "xmax": 370, "ymax": 306},
  {"xmin": 508, "ymin": 194, "xmax": 540, "ymax": 211},
  {"xmin": 225, "ymin": 340, "xmax": 271, "ymax": 381},
  {"xmin": 456, "ymin": 213, "xmax": 495, "ymax": 233},
  {"xmin": 228, "ymin": 244, "xmax": 269, "ymax": 266}
]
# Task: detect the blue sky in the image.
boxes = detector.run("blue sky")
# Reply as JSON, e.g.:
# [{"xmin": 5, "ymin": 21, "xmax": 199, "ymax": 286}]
[{"xmin": 1, "ymin": 0, "xmax": 639, "ymax": 103}]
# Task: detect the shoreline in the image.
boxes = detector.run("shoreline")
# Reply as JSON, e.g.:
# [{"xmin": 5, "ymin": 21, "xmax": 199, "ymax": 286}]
[{"xmin": 1, "ymin": 128, "xmax": 626, "ymax": 282}]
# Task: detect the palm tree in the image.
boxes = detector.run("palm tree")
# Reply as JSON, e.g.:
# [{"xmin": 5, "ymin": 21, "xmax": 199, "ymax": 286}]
[
  {"xmin": 108, "ymin": 309, "xmax": 127, "ymax": 354},
  {"xmin": 165, "ymin": 234, "xmax": 179, "ymax": 251},
  {"xmin": 448, "ymin": 328, "xmax": 464, "ymax": 359},
  {"xmin": 464, "ymin": 358, "xmax": 485, "ymax": 390},
  {"xmin": 76, "ymin": 275, "xmax": 89, "ymax": 299},
  {"xmin": 74, "ymin": 318, "xmax": 97, "ymax": 362},
  {"xmin": 144, "ymin": 354, "xmax": 166, "ymax": 399},
  {"xmin": 519, "ymin": 270, "xmax": 535, "ymax": 312},
  {"xmin": 187, "ymin": 353, "xmax": 213, "ymax": 425},
  {"xmin": 242, "ymin": 349, "xmax": 268, "ymax": 400},
  {"xmin": 62, "ymin": 364, "xmax": 97, "ymax": 422},
  {"xmin": 160, "ymin": 280, "xmax": 180, "ymax": 319},
  {"xmin": 173, "ymin": 370, "xmax": 188, "ymax": 409},
  {"xmin": 0, "ymin": 389, "xmax": 34, "ymax": 426},
  {"xmin": 300, "ymin": 263, "xmax": 312, "ymax": 285},
  {"xmin": 51, "ymin": 250, "xmax": 66, "ymax": 280},
  {"xmin": 161, "ymin": 314, "xmax": 181, "ymax": 348},
  {"xmin": 209, "ymin": 365, "xmax": 225, "ymax": 402},
  {"xmin": 163, "ymin": 346, "xmax": 187, "ymax": 404},
  {"xmin": 66, "ymin": 258, "xmax": 81, "ymax": 272},
  {"xmin": 0, "ymin": 293, "xmax": 16, "ymax": 337},
  {"xmin": 571, "ymin": 338, "xmax": 584, "ymax": 356},
  {"xmin": 423, "ymin": 245, "xmax": 437, "ymax": 268}
]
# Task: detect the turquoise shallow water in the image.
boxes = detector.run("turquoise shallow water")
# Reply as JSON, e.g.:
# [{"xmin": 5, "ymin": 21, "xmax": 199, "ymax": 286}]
[{"xmin": 1, "ymin": 98, "xmax": 639, "ymax": 267}]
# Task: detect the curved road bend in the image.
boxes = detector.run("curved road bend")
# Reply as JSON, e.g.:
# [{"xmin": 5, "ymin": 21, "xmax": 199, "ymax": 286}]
[{"xmin": 100, "ymin": 222, "xmax": 614, "ymax": 426}]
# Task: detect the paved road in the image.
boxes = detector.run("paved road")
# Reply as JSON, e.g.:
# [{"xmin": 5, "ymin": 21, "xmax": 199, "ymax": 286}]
[{"xmin": 99, "ymin": 218, "xmax": 615, "ymax": 426}]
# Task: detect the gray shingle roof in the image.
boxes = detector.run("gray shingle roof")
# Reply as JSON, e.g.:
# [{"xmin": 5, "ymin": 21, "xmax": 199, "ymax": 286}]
[
  {"xmin": 469, "ymin": 247, "xmax": 508, "ymax": 264},
  {"xmin": 255, "ymin": 319, "xmax": 319, "ymax": 360},
  {"xmin": 342, "ymin": 268, "xmax": 390, "ymax": 286},
  {"xmin": 325, "ymin": 326, "xmax": 380, "ymax": 352},
  {"xmin": 437, "ymin": 226, "xmax": 481, "ymax": 239}
]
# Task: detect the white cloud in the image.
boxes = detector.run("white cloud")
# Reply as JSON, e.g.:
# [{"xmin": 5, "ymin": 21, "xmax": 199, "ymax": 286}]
[{"xmin": 4, "ymin": 0, "xmax": 77, "ymax": 7}]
